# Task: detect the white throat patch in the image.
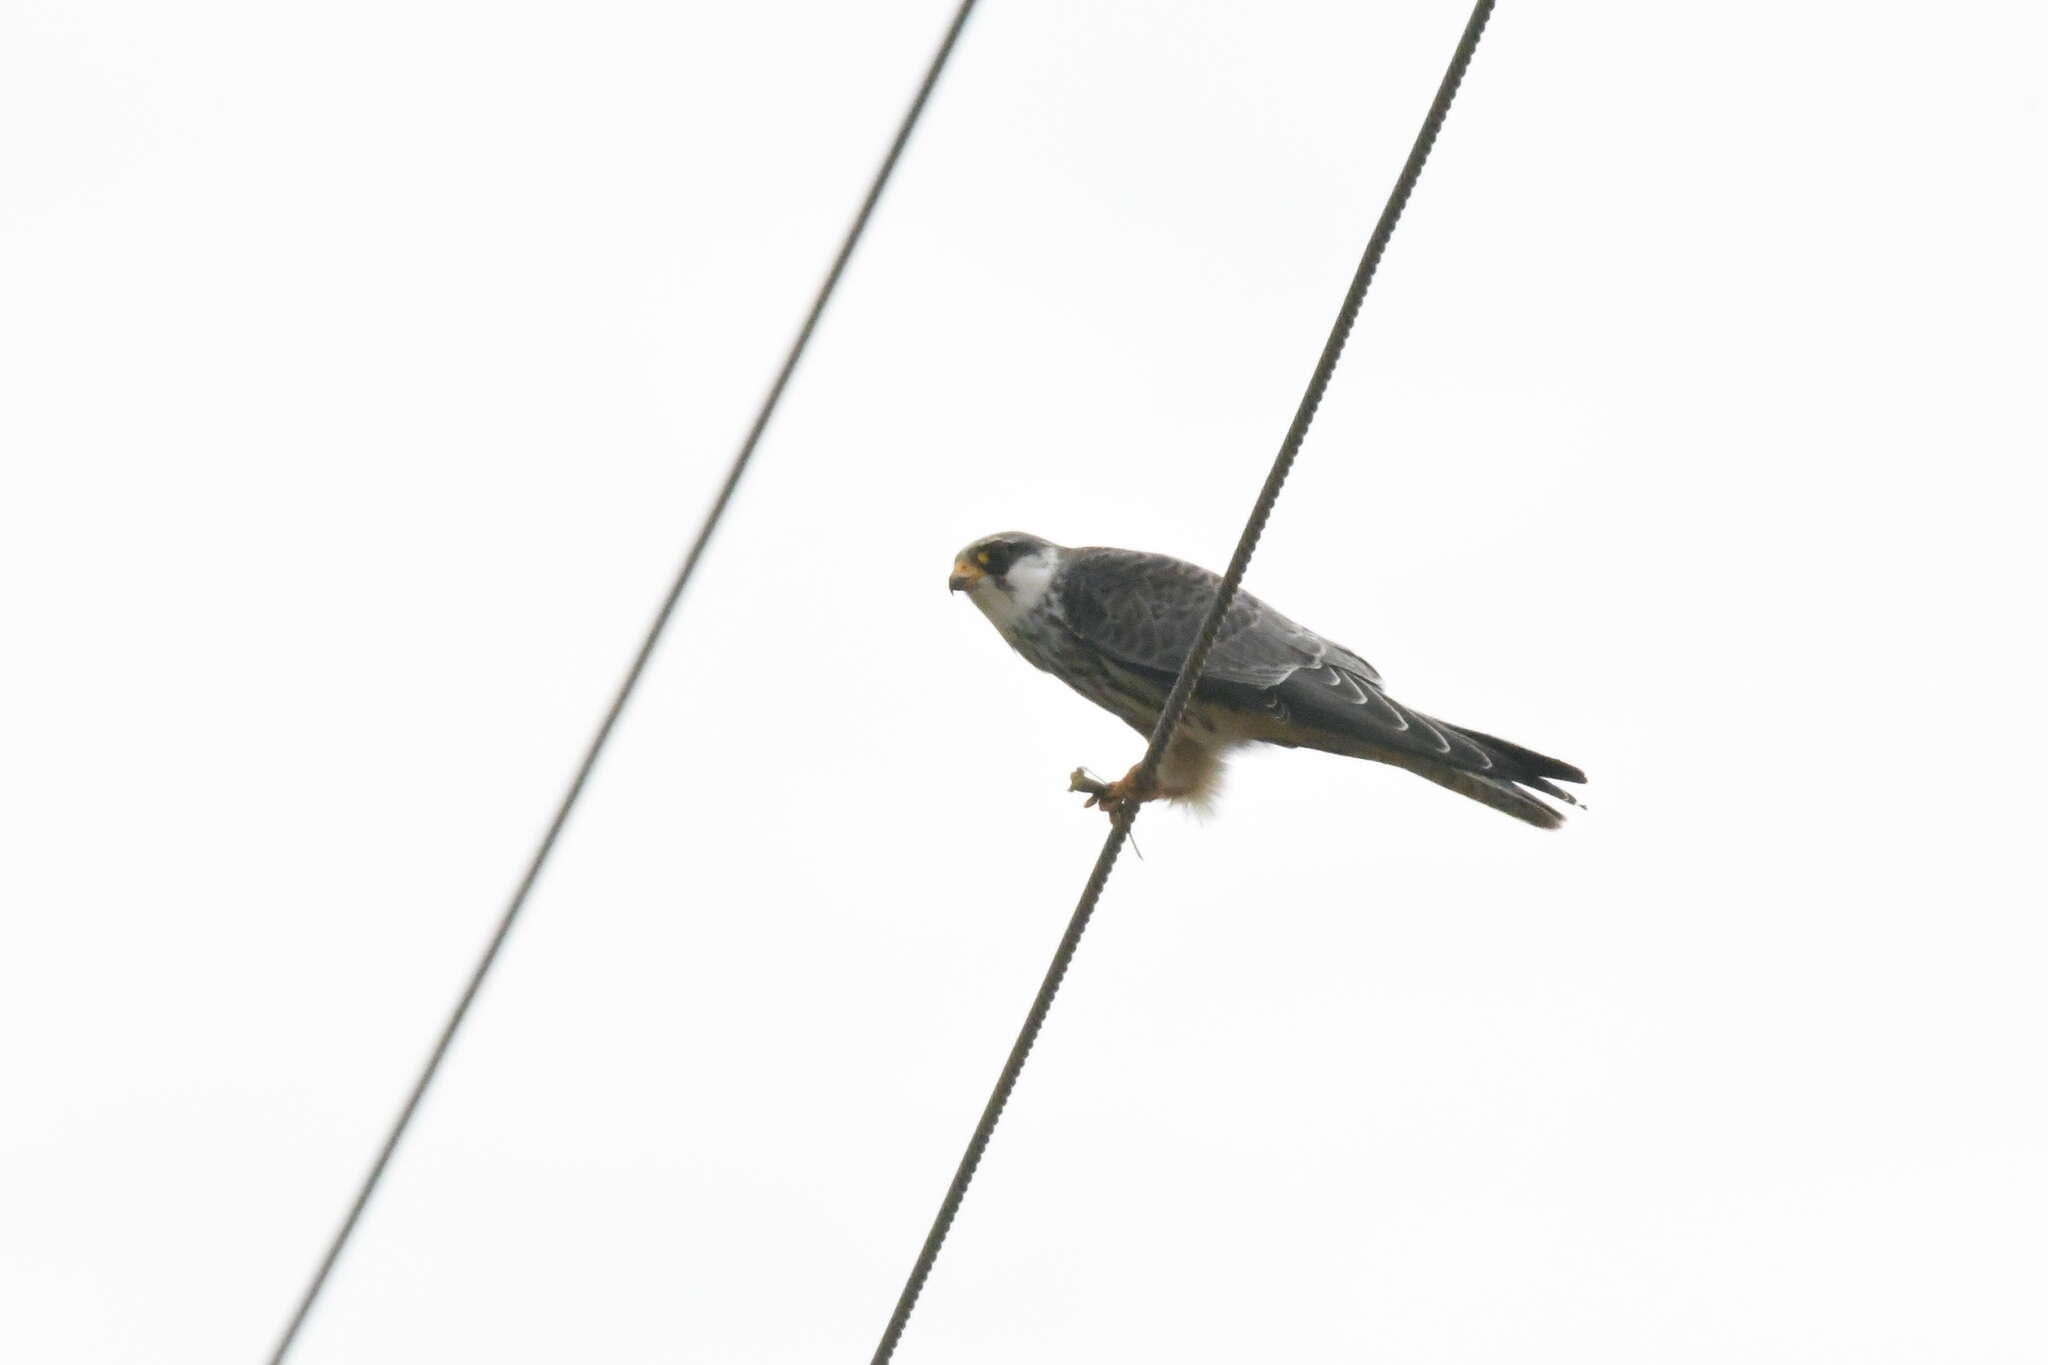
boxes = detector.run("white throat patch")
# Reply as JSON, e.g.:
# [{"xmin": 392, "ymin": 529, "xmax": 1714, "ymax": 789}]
[{"xmin": 970, "ymin": 548, "xmax": 1058, "ymax": 639}]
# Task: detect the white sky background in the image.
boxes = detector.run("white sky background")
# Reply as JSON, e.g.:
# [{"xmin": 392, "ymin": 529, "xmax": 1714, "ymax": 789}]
[{"xmin": 3, "ymin": 0, "xmax": 2044, "ymax": 1360}]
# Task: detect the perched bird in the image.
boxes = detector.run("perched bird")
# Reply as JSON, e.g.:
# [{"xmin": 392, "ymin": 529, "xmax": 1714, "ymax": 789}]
[{"xmin": 949, "ymin": 532, "xmax": 1585, "ymax": 828}]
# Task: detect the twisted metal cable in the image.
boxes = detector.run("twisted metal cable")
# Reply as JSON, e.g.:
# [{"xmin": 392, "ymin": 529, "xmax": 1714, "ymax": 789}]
[
  {"xmin": 263, "ymin": 4, "xmax": 982, "ymax": 1360},
  {"xmin": 868, "ymin": 3, "xmax": 1496, "ymax": 1359}
]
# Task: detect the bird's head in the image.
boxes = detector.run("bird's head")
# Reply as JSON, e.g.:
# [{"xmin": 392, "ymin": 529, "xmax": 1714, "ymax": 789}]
[{"xmin": 950, "ymin": 532, "xmax": 1061, "ymax": 631}]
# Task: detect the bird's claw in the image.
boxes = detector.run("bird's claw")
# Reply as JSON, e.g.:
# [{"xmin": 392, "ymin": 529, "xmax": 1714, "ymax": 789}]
[
  {"xmin": 1068, "ymin": 765, "xmax": 1148, "ymax": 818},
  {"xmin": 1067, "ymin": 768, "xmax": 1114, "ymax": 810}
]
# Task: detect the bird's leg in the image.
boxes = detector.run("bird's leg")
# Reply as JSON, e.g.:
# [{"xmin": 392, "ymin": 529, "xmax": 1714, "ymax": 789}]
[{"xmin": 1067, "ymin": 763, "xmax": 1156, "ymax": 817}]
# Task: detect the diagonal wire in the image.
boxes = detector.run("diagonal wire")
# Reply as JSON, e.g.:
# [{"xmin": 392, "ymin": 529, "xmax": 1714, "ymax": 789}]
[
  {"xmin": 264, "ymin": 4, "xmax": 982, "ymax": 1360},
  {"xmin": 868, "ymin": 3, "xmax": 1496, "ymax": 1359}
]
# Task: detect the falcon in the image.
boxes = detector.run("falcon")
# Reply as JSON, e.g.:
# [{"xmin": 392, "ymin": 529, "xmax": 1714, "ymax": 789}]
[{"xmin": 949, "ymin": 532, "xmax": 1585, "ymax": 828}]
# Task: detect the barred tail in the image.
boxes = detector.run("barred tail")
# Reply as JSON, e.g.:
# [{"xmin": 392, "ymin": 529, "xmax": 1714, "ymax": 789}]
[
  {"xmin": 1408, "ymin": 762, "xmax": 1574, "ymax": 829},
  {"xmin": 1429, "ymin": 723, "xmax": 1585, "ymax": 828}
]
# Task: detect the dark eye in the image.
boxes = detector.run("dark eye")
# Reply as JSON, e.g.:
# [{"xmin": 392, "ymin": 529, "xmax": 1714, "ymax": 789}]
[{"xmin": 978, "ymin": 542, "xmax": 1015, "ymax": 574}]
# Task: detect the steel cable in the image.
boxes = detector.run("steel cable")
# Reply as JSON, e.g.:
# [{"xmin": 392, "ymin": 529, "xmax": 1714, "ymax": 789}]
[
  {"xmin": 868, "ymin": 3, "xmax": 1496, "ymax": 1358},
  {"xmin": 264, "ymin": 4, "xmax": 982, "ymax": 1359}
]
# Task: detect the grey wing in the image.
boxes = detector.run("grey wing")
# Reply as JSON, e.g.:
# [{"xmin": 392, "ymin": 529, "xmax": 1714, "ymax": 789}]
[
  {"xmin": 1054, "ymin": 547, "xmax": 1500, "ymax": 774},
  {"xmin": 1055, "ymin": 548, "xmax": 1378, "ymax": 681}
]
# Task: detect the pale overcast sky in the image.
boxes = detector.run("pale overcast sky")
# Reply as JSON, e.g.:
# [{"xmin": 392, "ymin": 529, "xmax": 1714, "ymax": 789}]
[{"xmin": 3, "ymin": 2, "xmax": 2044, "ymax": 1362}]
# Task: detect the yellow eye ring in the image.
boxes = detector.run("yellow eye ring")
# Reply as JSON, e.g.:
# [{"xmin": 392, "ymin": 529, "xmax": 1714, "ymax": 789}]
[{"xmin": 976, "ymin": 550, "xmax": 992, "ymax": 565}]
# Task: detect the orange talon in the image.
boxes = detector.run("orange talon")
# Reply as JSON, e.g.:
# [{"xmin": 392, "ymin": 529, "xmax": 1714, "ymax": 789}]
[{"xmin": 1068, "ymin": 764, "xmax": 1154, "ymax": 818}]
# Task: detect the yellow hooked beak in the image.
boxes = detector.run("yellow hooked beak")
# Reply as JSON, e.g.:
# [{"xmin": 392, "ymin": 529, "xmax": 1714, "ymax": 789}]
[{"xmin": 948, "ymin": 558, "xmax": 984, "ymax": 593}]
